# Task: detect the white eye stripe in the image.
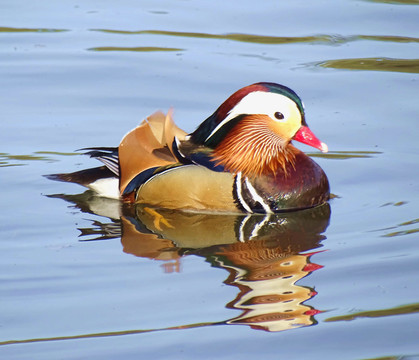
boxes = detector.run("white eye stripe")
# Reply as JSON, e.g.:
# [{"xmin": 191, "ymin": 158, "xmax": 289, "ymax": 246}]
[
  {"xmin": 205, "ymin": 91, "xmax": 297, "ymax": 142},
  {"xmin": 227, "ymin": 92, "xmax": 294, "ymax": 122}
]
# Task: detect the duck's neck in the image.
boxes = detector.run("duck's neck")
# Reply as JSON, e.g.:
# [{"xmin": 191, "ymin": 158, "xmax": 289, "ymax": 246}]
[{"xmin": 211, "ymin": 116, "xmax": 297, "ymax": 177}]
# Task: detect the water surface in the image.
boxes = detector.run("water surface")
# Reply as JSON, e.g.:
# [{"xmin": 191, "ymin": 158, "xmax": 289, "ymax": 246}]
[{"xmin": 1, "ymin": 1, "xmax": 418, "ymax": 359}]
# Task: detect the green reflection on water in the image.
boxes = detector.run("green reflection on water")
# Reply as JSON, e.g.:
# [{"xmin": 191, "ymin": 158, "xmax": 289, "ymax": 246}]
[
  {"xmin": 363, "ymin": 0, "xmax": 419, "ymax": 4},
  {"xmin": 383, "ymin": 217, "xmax": 418, "ymax": 238},
  {"xmin": 325, "ymin": 302, "xmax": 419, "ymax": 322},
  {"xmin": 399, "ymin": 218, "xmax": 419, "ymax": 226},
  {"xmin": 369, "ymin": 216, "xmax": 418, "ymax": 238},
  {"xmin": 88, "ymin": 46, "xmax": 183, "ymax": 52},
  {"xmin": 0, "ymin": 152, "xmax": 76, "ymax": 167},
  {"xmin": 0, "ymin": 150, "xmax": 376, "ymax": 166},
  {"xmin": 92, "ymin": 29, "xmax": 419, "ymax": 46},
  {"xmin": 308, "ymin": 150, "xmax": 382, "ymax": 159},
  {"xmin": 35, "ymin": 151, "xmax": 77, "ymax": 156},
  {"xmin": 0, "ymin": 321, "xmax": 214, "ymax": 346},
  {"xmin": 317, "ymin": 57, "xmax": 419, "ymax": 74},
  {"xmin": 382, "ymin": 227, "xmax": 419, "ymax": 237},
  {"xmin": 365, "ymin": 356, "xmax": 405, "ymax": 360},
  {"xmin": 380, "ymin": 201, "xmax": 408, "ymax": 207},
  {"xmin": 358, "ymin": 35, "xmax": 419, "ymax": 43},
  {"xmin": 92, "ymin": 29, "xmax": 337, "ymax": 45},
  {"xmin": 0, "ymin": 26, "xmax": 68, "ymax": 33}
]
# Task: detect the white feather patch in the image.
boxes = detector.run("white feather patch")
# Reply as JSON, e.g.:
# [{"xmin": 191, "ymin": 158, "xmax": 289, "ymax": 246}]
[
  {"xmin": 88, "ymin": 178, "xmax": 120, "ymax": 199},
  {"xmin": 244, "ymin": 178, "xmax": 273, "ymax": 214}
]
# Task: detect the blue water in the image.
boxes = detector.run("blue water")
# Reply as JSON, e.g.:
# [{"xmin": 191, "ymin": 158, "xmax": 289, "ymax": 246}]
[{"xmin": 1, "ymin": 1, "xmax": 419, "ymax": 359}]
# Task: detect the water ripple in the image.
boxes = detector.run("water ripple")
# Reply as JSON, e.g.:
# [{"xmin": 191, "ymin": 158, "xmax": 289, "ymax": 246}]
[
  {"xmin": 91, "ymin": 29, "xmax": 419, "ymax": 46},
  {"xmin": 88, "ymin": 46, "xmax": 183, "ymax": 52},
  {"xmin": 0, "ymin": 151, "xmax": 76, "ymax": 167},
  {"xmin": 363, "ymin": 0, "xmax": 419, "ymax": 4},
  {"xmin": 325, "ymin": 302, "xmax": 419, "ymax": 322},
  {"xmin": 0, "ymin": 26, "xmax": 68, "ymax": 33},
  {"xmin": 308, "ymin": 151, "xmax": 382, "ymax": 159},
  {"xmin": 314, "ymin": 57, "xmax": 419, "ymax": 74}
]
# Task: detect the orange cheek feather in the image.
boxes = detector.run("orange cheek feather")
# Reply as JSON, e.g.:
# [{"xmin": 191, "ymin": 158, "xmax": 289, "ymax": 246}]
[{"xmin": 212, "ymin": 115, "xmax": 297, "ymax": 177}]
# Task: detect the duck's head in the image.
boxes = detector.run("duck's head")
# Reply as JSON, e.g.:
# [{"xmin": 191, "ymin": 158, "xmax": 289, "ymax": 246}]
[{"xmin": 189, "ymin": 82, "xmax": 328, "ymax": 176}]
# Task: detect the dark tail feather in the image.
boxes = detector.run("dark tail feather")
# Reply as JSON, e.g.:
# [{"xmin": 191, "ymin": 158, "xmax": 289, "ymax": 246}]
[
  {"xmin": 77, "ymin": 147, "xmax": 119, "ymax": 176},
  {"xmin": 45, "ymin": 166, "xmax": 116, "ymax": 187},
  {"xmin": 78, "ymin": 146, "xmax": 118, "ymax": 152}
]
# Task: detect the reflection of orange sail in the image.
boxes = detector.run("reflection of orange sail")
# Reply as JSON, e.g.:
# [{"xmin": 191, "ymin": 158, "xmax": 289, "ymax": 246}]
[{"xmin": 120, "ymin": 216, "xmax": 178, "ymax": 261}]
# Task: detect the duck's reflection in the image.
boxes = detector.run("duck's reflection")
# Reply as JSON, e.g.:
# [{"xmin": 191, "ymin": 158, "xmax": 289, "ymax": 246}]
[
  {"xmin": 49, "ymin": 191, "xmax": 330, "ymax": 332},
  {"xmin": 207, "ymin": 245, "xmax": 323, "ymax": 332}
]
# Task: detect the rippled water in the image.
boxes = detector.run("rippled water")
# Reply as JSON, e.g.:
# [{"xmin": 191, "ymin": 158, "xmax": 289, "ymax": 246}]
[{"xmin": 1, "ymin": 1, "xmax": 418, "ymax": 359}]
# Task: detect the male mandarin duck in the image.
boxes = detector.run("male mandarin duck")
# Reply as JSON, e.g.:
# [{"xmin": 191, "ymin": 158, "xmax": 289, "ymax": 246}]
[{"xmin": 48, "ymin": 82, "xmax": 330, "ymax": 213}]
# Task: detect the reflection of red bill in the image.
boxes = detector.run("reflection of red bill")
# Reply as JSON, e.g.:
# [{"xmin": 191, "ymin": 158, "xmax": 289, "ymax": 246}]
[
  {"xmin": 293, "ymin": 125, "xmax": 328, "ymax": 153},
  {"xmin": 304, "ymin": 309, "xmax": 323, "ymax": 316}
]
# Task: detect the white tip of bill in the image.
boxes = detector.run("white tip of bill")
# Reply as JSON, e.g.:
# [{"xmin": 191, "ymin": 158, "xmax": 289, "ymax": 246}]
[{"xmin": 320, "ymin": 142, "xmax": 329, "ymax": 153}]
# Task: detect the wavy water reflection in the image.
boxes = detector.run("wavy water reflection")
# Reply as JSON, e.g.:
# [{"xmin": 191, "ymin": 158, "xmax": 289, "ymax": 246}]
[
  {"xmin": 0, "ymin": 26, "xmax": 68, "ymax": 33},
  {"xmin": 381, "ymin": 218, "xmax": 419, "ymax": 237},
  {"xmin": 363, "ymin": 0, "xmax": 419, "ymax": 4},
  {"xmin": 10, "ymin": 189, "xmax": 418, "ymax": 348},
  {"xmin": 325, "ymin": 303, "xmax": 419, "ymax": 322},
  {"xmin": 47, "ymin": 191, "xmax": 330, "ymax": 334},
  {"xmin": 315, "ymin": 57, "xmax": 419, "ymax": 74},
  {"xmin": 308, "ymin": 150, "xmax": 382, "ymax": 160},
  {"xmin": 91, "ymin": 29, "xmax": 419, "ymax": 46},
  {"xmin": 0, "ymin": 152, "xmax": 76, "ymax": 167},
  {"xmin": 92, "ymin": 29, "xmax": 336, "ymax": 45},
  {"xmin": 89, "ymin": 46, "xmax": 183, "ymax": 52},
  {"xmin": 3, "ymin": 26, "xmax": 418, "ymax": 47}
]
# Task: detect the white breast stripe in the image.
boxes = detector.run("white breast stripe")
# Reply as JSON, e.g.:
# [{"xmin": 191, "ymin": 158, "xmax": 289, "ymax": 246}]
[
  {"xmin": 249, "ymin": 214, "xmax": 271, "ymax": 240},
  {"xmin": 244, "ymin": 178, "xmax": 274, "ymax": 214},
  {"xmin": 174, "ymin": 136, "xmax": 187, "ymax": 161},
  {"xmin": 235, "ymin": 172, "xmax": 253, "ymax": 213},
  {"xmin": 174, "ymin": 136, "xmax": 203, "ymax": 166},
  {"xmin": 238, "ymin": 215, "xmax": 252, "ymax": 242}
]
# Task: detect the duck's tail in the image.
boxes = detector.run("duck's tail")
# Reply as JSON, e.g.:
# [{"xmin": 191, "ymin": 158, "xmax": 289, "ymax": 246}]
[{"xmin": 45, "ymin": 111, "xmax": 187, "ymax": 198}]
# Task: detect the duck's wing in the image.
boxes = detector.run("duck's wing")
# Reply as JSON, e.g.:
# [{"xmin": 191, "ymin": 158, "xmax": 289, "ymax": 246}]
[
  {"xmin": 118, "ymin": 111, "xmax": 187, "ymax": 194},
  {"xmin": 123, "ymin": 163, "xmax": 237, "ymax": 211}
]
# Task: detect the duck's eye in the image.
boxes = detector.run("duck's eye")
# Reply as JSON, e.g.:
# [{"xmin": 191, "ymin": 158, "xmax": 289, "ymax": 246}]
[{"xmin": 274, "ymin": 111, "xmax": 285, "ymax": 120}]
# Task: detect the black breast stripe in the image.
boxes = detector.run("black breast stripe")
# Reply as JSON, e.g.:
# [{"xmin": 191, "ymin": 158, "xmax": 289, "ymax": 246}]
[
  {"xmin": 233, "ymin": 172, "xmax": 274, "ymax": 214},
  {"xmin": 233, "ymin": 173, "xmax": 253, "ymax": 213}
]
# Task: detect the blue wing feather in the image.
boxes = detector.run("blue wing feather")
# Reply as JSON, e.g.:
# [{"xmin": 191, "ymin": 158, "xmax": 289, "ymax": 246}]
[
  {"xmin": 187, "ymin": 152, "xmax": 225, "ymax": 172},
  {"xmin": 172, "ymin": 138, "xmax": 225, "ymax": 172},
  {"xmin": 122, "ymin": 166, "xmax": 161, "ymax": 195}
]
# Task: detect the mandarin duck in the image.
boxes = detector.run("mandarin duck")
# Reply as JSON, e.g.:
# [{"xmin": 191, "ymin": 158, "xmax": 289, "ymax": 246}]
[{"xmin": 48, "ymin": 82, "xmax": 330, "ymax": 213}]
